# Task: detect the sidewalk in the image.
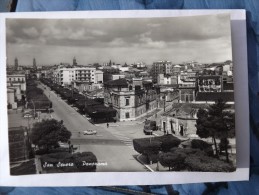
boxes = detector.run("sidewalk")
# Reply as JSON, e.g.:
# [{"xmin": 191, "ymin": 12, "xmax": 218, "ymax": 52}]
[
  {"xmin": 135, "ymin": 154, "xmax": 170, "ymax": 172},
  {"xmin": 95, "ymin": 101, "xmax": 174, "ymax": 128}
]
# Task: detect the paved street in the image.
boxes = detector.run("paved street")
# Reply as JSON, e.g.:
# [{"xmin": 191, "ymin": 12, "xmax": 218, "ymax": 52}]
[{"xmin": 38, "ymin": 82, "xmax": 148, "ymax": 172}]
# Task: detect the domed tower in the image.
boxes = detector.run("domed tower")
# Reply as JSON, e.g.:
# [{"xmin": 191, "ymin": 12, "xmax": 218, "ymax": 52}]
[
  {"xmin": 33, "ymin": 58, "xmax": 37, "ymax": 70},
  {"xmin": 14, "ymin": 57, "xmax": 18, "ymax": 70}
]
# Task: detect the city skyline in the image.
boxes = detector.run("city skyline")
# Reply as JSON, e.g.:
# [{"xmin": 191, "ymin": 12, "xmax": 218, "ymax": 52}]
[{"xmin": 6, "ymin": 14, "xmax": 232, "ymax": 66}]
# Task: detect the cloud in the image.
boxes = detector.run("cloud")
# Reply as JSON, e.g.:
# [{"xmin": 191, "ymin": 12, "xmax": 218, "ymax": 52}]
[
  {"xmin": 6, "ymin": 14, "xmax": 232, "ymax": 65},
  {"xmin": 22, "ymin": 27, "xmax": 39, "ymax": 38}
]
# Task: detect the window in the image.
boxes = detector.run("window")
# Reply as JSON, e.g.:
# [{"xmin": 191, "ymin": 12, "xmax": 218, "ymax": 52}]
[
  {"xmin": 125, "ymin": 112, "xmax": 130, "ymax": 118},
  {"xmin": 125, "ymin": 98, "xmax": 130, "ymax": 106}
]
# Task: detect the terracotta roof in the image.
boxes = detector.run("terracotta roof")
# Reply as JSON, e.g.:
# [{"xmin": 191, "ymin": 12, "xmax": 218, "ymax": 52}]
[{"xmin": 163, "ymin": 103, "xmax": 208, "ymax": 118}]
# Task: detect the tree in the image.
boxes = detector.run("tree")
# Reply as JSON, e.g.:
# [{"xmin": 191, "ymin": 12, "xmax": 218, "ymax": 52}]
[
  {"xmin": 185, "ymin": 151, "xmax": 235, "ymax": 172},
  {"xmin": 31, "ymin": 119, "xmax": 71, "ymax": 151},
  {"xmin": 133, "ymin": 138, "xmax": 161, "ymax": 163},
  {"xmin": 159, "ymin": 151, "xmax": 187, "ymax": 171},
  {"xmin": 196, "ymin": 99, "xmax": 235, "ymax": 162}
]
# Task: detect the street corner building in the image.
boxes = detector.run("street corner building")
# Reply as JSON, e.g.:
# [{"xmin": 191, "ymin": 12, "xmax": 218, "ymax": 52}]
[{"xmin": 104, "ymin": 78, "xmax": 158, "ymax": 121}]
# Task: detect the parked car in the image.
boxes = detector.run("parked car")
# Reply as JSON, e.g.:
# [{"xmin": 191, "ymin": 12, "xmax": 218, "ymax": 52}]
[
  {"xmin": 143, "ymin": 120, "xmax": 156, "ymax": 135},
  {"xmin": 23, "ymin": 113, "xmax": 33, "ymax": 118},
  {"xmin": 72, "ymin": 106, "xmax": 79, "ymax": 111},
  {"xmin": 58, "ymin": 141, "xmax": 70, "ymax": 149},
  {"xmin": 82, "ymin": 114, "xmax": 91, "ymax": 120},
  {"xmin": 143, "ymin": 129, "xmax": 153, "ymax": 135},
  {"xmin": 83, "ymin": 129, "xmax": 97, "ymax": 135}
]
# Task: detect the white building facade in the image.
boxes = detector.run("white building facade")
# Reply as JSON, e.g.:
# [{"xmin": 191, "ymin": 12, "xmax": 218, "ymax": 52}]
[{"xmin": 53, "ymin": 66, "xmax": 101, "ymax": 86}]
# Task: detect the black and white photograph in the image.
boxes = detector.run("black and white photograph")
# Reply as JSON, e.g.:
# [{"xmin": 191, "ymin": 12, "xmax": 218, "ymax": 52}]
[{"xmin": 6, "ymin": 13, "xmax": 237, "ymax": 175}]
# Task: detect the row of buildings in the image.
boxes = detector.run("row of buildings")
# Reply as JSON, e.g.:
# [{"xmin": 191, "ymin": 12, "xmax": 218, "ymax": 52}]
[
  {"xmin": 7, "ymin": 74, "xmax": 26, "ymax": 109},
  {"xmin": 7, "ymin": 58, "xmax": 235, "ymax": 129}
]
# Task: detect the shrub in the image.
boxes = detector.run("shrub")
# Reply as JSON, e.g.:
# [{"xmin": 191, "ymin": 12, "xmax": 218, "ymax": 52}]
[
  {"xmin": 155, "ymin": 135, "xmax": 181, "ymax": 152},
  {"xmin": 133, "ymin": 138, "xmax": 161, "ymax": 155},
  {"xmin": 185, "ymin": 151, "xmax": 236, "ymax": 172},
  {"xmin": 191, "ymin": 139, "xmax": 214, "ymax": 156},
  {"xmin": 159, "ymin": 151, "xmax": 187, "ymax": 171},
  {"xmin": 148, "ymin": 153, "xmax": 159, "ymax": 164},
  {"xmin": 10, "ymin": 160, "xmax": 36, "ymax": 175},
  {"xmin": 170, "ymin": 147, "xmax": 200, "ymax": 155},
  {"xmin": 35, "ymin": 148, "xmax": 49, "ymax": 155},
  {"xmin": 133, "ymin": 138, "xmax": 161, "ymax": 163},
  {"xmin": 72, "ymin": 152, "xmax": 98, "ymax": 172}
]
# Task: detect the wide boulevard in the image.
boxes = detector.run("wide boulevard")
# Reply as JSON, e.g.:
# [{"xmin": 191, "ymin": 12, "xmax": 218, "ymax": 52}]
[{"xmin": 38, "ymin": 82, "xmax": 147, "ymax": 172}]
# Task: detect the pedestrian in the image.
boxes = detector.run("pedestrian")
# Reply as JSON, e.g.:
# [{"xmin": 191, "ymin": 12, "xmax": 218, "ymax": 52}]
[{"xmin": 107, "ymin": 123, "xmax": 109, "ymax": 128}]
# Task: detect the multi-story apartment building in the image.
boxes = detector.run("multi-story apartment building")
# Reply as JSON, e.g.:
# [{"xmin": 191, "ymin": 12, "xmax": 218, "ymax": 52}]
[
  {"xmin": 104, "ymin": 78, "xmax": 157, "ymax": 121},
  {"xmin": 52, "ymin": 66, "xmax": 100, "ymax": 86},
  {"xmin": 151, "ymin": 61, "xmax": 172, "ymax": 83}
]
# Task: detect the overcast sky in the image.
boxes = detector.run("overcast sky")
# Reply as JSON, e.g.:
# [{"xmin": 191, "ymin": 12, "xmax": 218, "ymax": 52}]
[{"xmin": 6, "ymin": 14, "xmax": 232, "ymax": 66}]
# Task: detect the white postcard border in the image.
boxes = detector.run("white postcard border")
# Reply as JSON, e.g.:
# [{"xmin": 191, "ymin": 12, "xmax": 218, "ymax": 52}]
[{"xmin": 0, "ymin": 10, "xmax": 249, "ymax": 186}]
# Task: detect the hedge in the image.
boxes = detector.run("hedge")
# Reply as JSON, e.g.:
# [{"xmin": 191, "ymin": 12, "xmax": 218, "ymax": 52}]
[
  {"xmin": 191, "ymin": 139, "xmax": 214, "ymax": 156},
  {"xmin": 133, "ymin": 135, "xmax": 182, "ymax": 163},
  {"xmin": 184, "ymin": 151, "xmax": 236, "ymax": 172},
  {"xmin": 159, "ymin": 151, "xmax": 187, "ymax": 171},
  {"xmin": 133, "ymin": 138, "xmax": 161, "ymax": 157},
  {"xmin": 155, "ymin": 135, "xmax": 181, "ymax": 152}
]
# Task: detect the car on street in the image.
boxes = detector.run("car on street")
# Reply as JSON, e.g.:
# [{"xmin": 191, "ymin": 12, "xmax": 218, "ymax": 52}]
[
  {"xmin": 58, "ymin": 141, "xmax": 70, "ymax": 149},
  {"xmin": 83, "ymin": 129, "xmax": 97, "ymax": 135},
  {"xmin": 72, "ymin": 106, "xmax": 79, "ymax": 111},
  {"xmin": 143, "ymin": 129, "xmax": 153, "ymax": 135},
  {"xmin": 23, "ymin": 113, "xmax": 33, "ymax": 118},
  {"xmin": 82, "ymin": 114, "xmax": 91, "ymax": 120},
  {"xmin": 143, "ymin": 120, "xmax": 156, "ymax": 135}
]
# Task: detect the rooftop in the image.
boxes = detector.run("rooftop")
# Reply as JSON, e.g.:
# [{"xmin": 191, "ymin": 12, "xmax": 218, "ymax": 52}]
[
  {"xmin": 163, "ymin": 103, "xmax": 209, "ymax": 118},
  {"xmin": 196, "ymin": 92, "xmax": 234, "ymax": 102},
  {"xmin": 105, "ymin": 78, "xmax": 128, "ymax": 87}
]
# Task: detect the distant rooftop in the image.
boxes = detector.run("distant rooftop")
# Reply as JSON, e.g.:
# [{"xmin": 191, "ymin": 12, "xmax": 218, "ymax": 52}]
[{"xmin": 105, "ymin": 78, "xmax": 128, "ymax": 87}]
